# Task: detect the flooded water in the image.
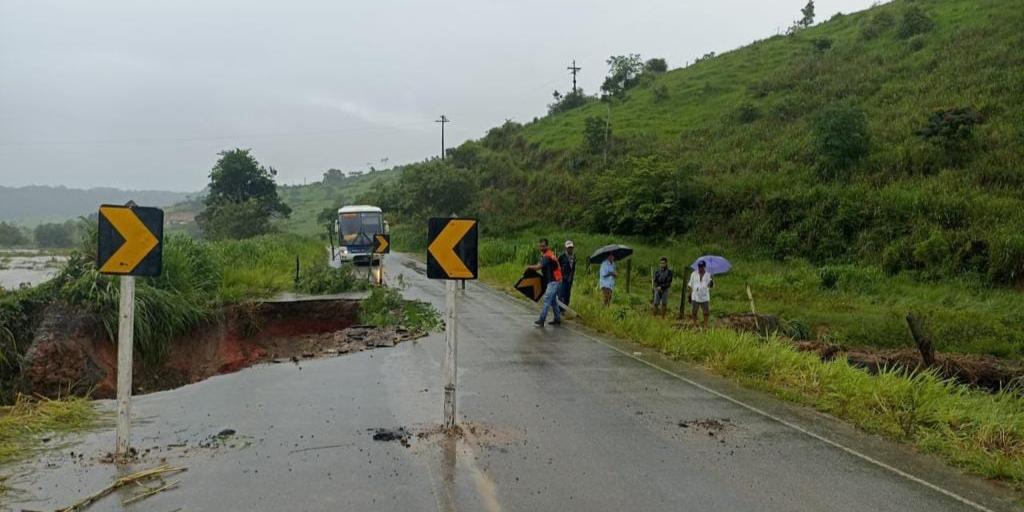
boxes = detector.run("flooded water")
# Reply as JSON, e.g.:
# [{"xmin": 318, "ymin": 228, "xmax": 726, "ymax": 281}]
[{"xmin": 0, "ymin": 250, "xmax": 67, "ymax": 290}]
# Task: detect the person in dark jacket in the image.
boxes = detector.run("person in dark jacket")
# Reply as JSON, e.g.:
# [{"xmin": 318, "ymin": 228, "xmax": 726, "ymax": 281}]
[
  {"xmin": 652, "ymin": 256, "xmax": 673, "ymax": 317},
  {"xmin": 558, "ymin": 240, "xmax": 577, "ymax": 311},
  {"xmin": 526, "ymin": 238, "xmax": 563, "ymax": 327}
]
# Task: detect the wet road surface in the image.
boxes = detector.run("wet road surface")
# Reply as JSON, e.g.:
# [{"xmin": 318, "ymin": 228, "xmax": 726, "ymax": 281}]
[{"xmin": 4, "ymin": 254, "xmax": 1018, "ymax": 511}]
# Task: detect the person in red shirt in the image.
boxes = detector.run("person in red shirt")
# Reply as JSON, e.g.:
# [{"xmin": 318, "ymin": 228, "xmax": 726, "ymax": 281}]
[{"xmin": 526, "ymin": 238, "xmax": 563, "ymax": 327}]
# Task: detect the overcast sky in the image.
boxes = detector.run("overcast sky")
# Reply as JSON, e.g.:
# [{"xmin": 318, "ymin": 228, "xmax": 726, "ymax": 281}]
[{"xmin": 0, "ymin": 0, "xmax": 877, "ymax": 192}]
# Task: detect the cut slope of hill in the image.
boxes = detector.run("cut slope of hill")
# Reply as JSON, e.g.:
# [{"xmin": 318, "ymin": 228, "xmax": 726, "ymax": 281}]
[
  {"xmin": 0, "ymin": 186, "xmax": 193, "ymax": 224},
  {"xmin": 374, "ymin": 0, "xmax": 1024, "ymax": 286}
]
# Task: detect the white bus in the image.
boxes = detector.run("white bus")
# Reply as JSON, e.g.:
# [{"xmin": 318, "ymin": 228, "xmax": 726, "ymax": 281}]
[{"xmin": 337, "ymin": 205, "xmax": 387, "ymax": 265}]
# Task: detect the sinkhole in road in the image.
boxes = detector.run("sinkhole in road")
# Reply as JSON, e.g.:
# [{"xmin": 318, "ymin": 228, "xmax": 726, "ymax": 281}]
[{"xmin": 18, "ymin": 297, "xmax": 425, "ymax": 400}]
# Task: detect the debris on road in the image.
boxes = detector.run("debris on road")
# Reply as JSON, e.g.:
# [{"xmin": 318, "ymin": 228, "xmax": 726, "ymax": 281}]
[{"xmin": 55, "ymin": 464, "xmax": 186, "ymax": 511}]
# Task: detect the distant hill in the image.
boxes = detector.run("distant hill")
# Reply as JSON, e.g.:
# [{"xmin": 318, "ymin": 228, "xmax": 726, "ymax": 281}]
[{"xmin": 0, "ymin": 186, "xmax": 194, "ymax": 224}]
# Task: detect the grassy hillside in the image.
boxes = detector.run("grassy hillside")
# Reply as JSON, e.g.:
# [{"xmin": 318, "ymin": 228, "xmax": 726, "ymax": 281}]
[
  {"xmin": 274, "ymin": 169, "xmax": 399, "ymax": 236},
  {"xmin": 376, "ymin": 0, "xmax": 1024, "ymax": 288},
  {"xmin": 375, "ymin": 0, "xmax": 1023, "ymax": 357}
]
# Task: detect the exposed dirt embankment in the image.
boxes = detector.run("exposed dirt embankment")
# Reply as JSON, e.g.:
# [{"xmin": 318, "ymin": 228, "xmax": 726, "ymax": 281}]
[
  {"xmin": 19, "ymin": 298, "xmax": 417, "ymax": 399},
  {"xmin": 718, "ymin": 313, "xmax": 1024, "ymax": 392}
]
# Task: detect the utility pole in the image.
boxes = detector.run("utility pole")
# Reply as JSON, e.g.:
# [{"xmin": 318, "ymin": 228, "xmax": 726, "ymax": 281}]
[
  {"xmin": 567, "ymin": 59, "xmax": 582, "ymax": 94},
  {"xmin": 436, "ymin": 115, "xmax": 450, "ymax": 160}
]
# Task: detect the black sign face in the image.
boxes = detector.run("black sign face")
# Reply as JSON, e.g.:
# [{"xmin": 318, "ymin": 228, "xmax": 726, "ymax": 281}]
[
  {"xmin": 426, "ymin": 218, "xmax": 478, "ymax": 280},
  {"xmin": 515, "ymin": 269, "xmax": 544, "ymax": 302},
  {"xmin": 97, "ymin": 205, "xmax": 164, "ymax": 277},
  {"xmin": 373, "ymin": 233, "xmax": 391, "ymax": 254}
]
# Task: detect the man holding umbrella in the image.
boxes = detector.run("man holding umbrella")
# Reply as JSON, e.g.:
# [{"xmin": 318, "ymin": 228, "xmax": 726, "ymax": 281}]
[
  {"xmin": 589, "ymin": 244, "xmax": 632, "ymax": 307},
  {"xmin": 526, "ymin": 238, "xmax": 563, "ymax": 327}
]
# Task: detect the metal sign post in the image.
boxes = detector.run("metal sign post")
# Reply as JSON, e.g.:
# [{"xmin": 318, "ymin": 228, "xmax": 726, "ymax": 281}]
[
  {"xmin": 373, "ymin": 234, "xmax": 390, "ymax": 287},
  {"xmin": 426, "ymin": 217, "xmax": 477, "ymax": 429},
  {"xmin": 115, "ymin": 275, "xmax": 135, "ymax": 457},
  {"xmin": 97, "ymin": 203, "xmax": 163, "ymax": 461},
  {"xmin": 442, "ymin": 278, "xmax": 458, "ymax": 428}
]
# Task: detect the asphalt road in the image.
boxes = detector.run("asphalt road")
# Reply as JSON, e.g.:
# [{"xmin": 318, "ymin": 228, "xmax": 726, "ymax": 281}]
[{"xmin": 5, "ymin": 254, "xmax": 1018, "ymax": 512}]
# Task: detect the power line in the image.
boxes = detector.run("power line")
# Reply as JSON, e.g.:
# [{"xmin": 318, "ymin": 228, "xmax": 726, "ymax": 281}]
[{"xmin": 0, "ymin": 120, "xmax": 435, "ymax": 148}]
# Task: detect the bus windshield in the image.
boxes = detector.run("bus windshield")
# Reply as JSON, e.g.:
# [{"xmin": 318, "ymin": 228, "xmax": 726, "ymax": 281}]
[{"xmin": 339, "ymin": 212, "xmax": 383, "ymax": 244}]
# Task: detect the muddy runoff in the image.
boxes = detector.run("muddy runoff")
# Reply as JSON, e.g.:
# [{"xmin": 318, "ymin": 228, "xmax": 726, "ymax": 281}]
[{"xmin": 19, "ymin": 296, "xmax": 423, "ymax": 399}]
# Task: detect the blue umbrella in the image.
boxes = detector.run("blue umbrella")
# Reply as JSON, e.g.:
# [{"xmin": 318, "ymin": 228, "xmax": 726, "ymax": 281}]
[{"xmin": 690, "ymin": 255, "xmax": 732, "ymax": 275}]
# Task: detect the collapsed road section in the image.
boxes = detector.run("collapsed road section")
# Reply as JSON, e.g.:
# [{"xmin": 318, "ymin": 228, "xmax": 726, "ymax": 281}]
[{"xmin": 16, "ymin": 292, "xmax": 430, "ymax": 399}]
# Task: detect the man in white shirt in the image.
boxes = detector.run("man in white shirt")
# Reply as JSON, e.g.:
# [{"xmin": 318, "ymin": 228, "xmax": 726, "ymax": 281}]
[{"xmin": 688, "ymin": 260, "xmax": 712, "ymax": 329}]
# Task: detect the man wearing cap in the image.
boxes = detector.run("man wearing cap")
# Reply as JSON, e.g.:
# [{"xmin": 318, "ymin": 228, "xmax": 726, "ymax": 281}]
[
  {"xmin": 688, "ymin": 260, "xmax": 713, "ymax": 329},
  {"xmin": 558, "ymin": 241, "xmax": 577, "ymax": 311}
]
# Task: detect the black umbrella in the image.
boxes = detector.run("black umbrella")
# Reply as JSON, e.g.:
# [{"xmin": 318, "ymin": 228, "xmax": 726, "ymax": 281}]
[{"xmin": 588, "ymin": 244, "xmax": 634, "ymax": 264}]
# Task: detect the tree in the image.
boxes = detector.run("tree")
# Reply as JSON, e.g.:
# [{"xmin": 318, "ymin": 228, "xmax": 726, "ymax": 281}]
[
  {"xmin": 196, "ymin": 149, "xmax": 291, "ymax": 240},
  {"xmin": 0, "ymin": 222, "xmax": 28, "ymax": 247},
  {"xmin": 322, "ymin": 168, "xmax": 345, "ymax": 184},
  {"xmin": 787, "ymin": 0, "xmax": 815, "ymax": 35},
  {"xmin": 33, "ymin": 221, "xmax": 77, "ymax": 248},
  {"xmin": 643, "ymin": 58, "xmax": 668, "ymax": 74},
  {"xmin": 812, "ymin": 104, "xmax": 870, "ymax": 178},
  {"xmin": 800, "ymin": 0, "xmax": 816, "ymax": 28},
  {"xmin": 372, "ymin": 160, "xmax": 477, "ymax": 219},
  {"xmin": 600, "ymin": 54, "xmax": 644, "ymax": 99}
]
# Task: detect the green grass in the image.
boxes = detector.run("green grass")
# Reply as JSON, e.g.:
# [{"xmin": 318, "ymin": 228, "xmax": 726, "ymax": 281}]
[
  {"xmin": 409, "ymin": 230, "xmax": 1023, "ymax": 358},
  {"xmin": 476, "ymin": 252, "xmax": 1024, "ymax": 487},
  {"xmin": 358, "ymin": 287, "xmax": 441, "ymax": 333},
  {"xmin": 0, "ymin": 395, "xmax": 100, "ymax": 467}
]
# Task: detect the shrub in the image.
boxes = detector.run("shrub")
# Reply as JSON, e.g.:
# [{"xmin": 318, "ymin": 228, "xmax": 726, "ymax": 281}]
[
  {"xmin": 811, "ymin": 38, "xmax": 833, "ymax": 52},
  {"xmin": 818, "ymin": 266, "xmax": 840, "ymax": 289},
  {"xmin": 912, "ymin": 232, "xmax": 951, "ymax": 276},
  {"xmin": 916, "ymin": 107, "xmax": 984, "ymax": 163},
  {"xmin": 882, "ymin": 240, "xmax": 912, "ymax": 275},
  {"xmin": 860, "ymin": 10, "xmax": 895, "ymax": 40},
  {"xmin": 583, "ymin": 116, "xmax": 610, "ymax": 155},
  {"xmin": 296, "ymin": 263, "xmax": 365, "ymax": 295},
  {"xmin": 734, "ymin": 102, "xmax": 761, "ymax": 124},
  {"xmin": 652, "ymin": 84, "xmax": 670, "ymax": 103},
  {"xmin": 897, "ymin": 5, "xmax": 935, "ymax": 39},
  {"xmin": 988, "ymin": 235, "xmax": 1024, "ymax": 286},
  {"xmin": 812, "ymin": 103, "xmax": 871, "ymax": 178},
  {"xmin": 548, "ymin": 89, "xmax": 594, "ymax": 115}
]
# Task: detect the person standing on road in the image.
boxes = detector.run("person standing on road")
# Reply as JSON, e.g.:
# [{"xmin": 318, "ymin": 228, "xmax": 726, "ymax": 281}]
[
  {"xmin": 558, "ymin": 240, "xmax": 577, "ymax": 311},
  {"xmin": 526, "ymin": 238, "xmax": 563, "ymax": 327},
  {"xmin": 599, "ymin": 253, "xmax": 617, "ymax": 306},
  {"xmin": 688, "ymin": 260, "xmax": 712, "ymax": 329},
  {"xmin": 652, "ymin": 257, "xmax": 673, "ymax": 317}
]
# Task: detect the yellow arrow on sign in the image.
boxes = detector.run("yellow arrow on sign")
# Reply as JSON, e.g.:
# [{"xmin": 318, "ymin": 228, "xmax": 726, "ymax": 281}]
[
  {"xmin": 99, "ymin": 206, "xmax": 159, "ymax": 274},
  {"xmin": 428, "ymin": 219, "xmax": 475, "ymax": 279},
  {"xmin": 516, "ymin": 276, "xmax": 543, "ymax": 301},
  {"xmin": 374, "ymin": 234, "xmax": 390, "ymax": 254}
]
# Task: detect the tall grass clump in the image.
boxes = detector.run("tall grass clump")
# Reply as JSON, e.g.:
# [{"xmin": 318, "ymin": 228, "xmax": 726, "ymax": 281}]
[
  {"xmin": 359, "ymin": 288, "xmax": 441, "ymax": 333},
  {"xmin": 55, "ymin": 234, "xmax": 220, "ymax": 365},
  {"xmin": 208, "ymin": 233, "xmax": 329, "ymax": 301},
  {"xmin": 0, "ymin": 395, "xmax": 100, "ymax": 466}
]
